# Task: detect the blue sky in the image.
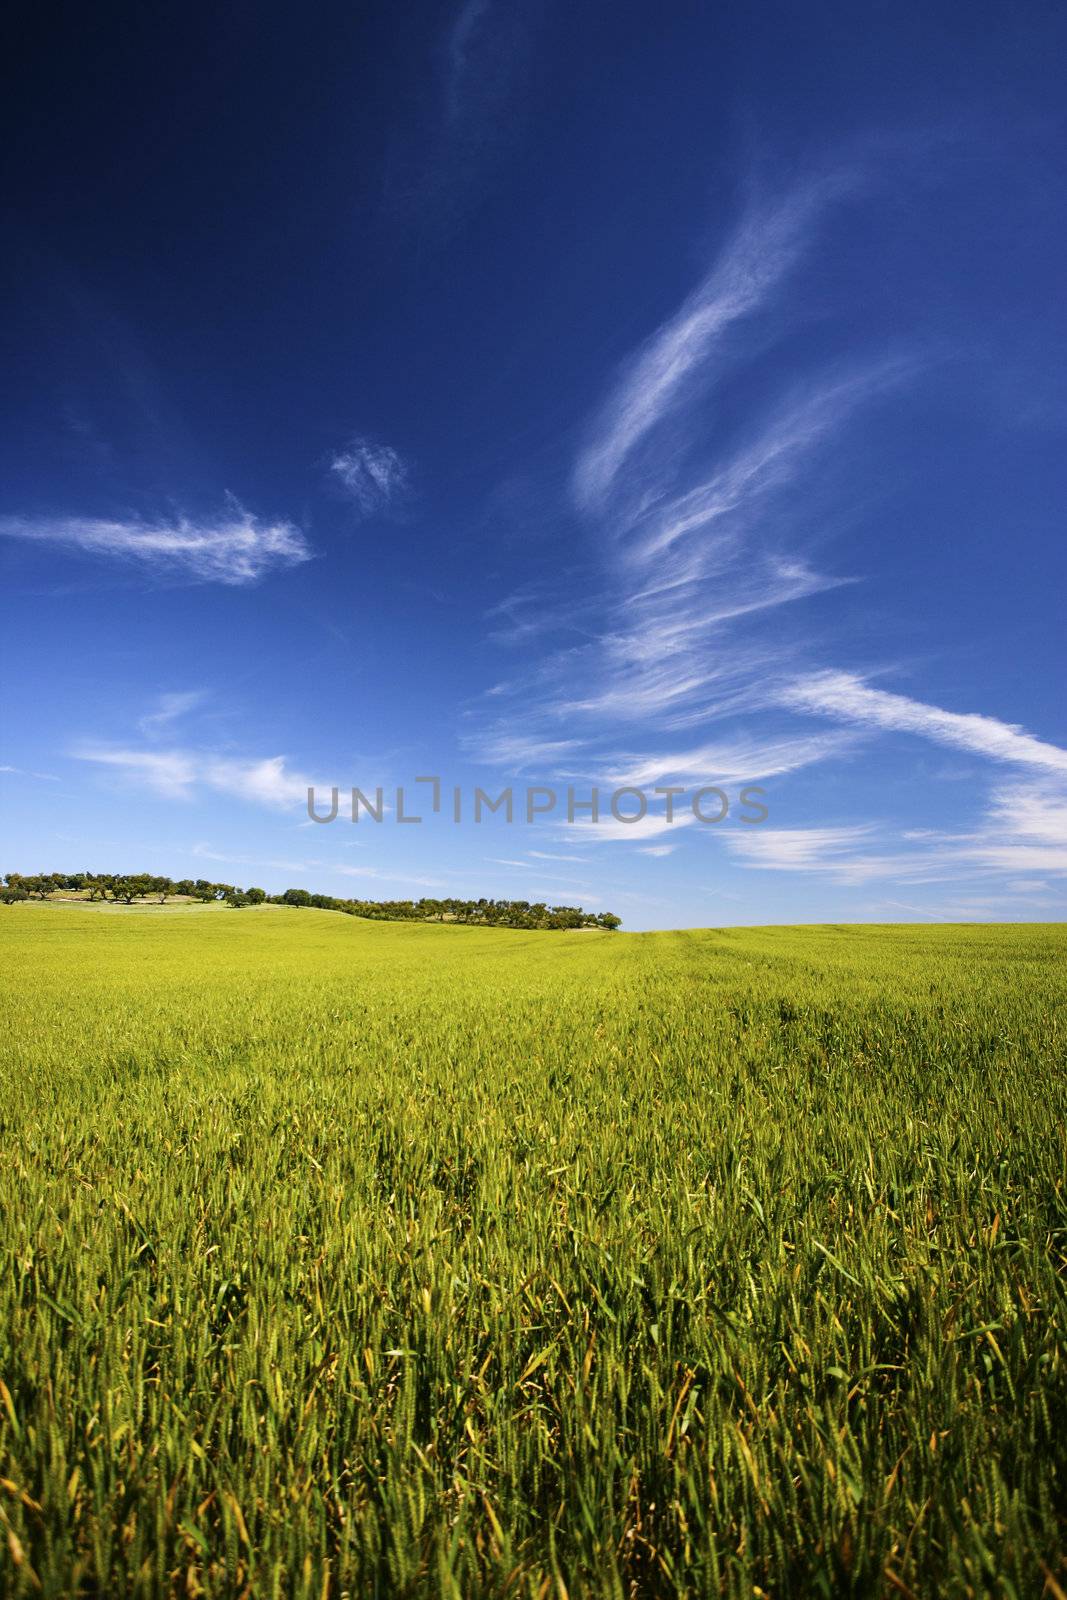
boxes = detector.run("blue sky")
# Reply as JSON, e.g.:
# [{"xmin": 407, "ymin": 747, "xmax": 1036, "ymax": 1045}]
[{"xmin": 2, "ymin": 0, "xmax": 1066, "ymax": 929}]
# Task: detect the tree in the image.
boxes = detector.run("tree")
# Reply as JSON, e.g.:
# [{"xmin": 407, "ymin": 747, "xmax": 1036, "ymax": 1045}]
[
  {"xmin": 0, "ymin": 869, "xmax": 622, "ymax": 930},
  {"xmin": 551, "ymin": 907, "xmax": 583, "ymax": 929},
  {"xmin": 115, "ymin": 874, "xmax": 152, "ymax": 904}
]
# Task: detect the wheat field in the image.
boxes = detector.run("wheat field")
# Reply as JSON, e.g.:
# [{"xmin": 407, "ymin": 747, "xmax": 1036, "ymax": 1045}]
[{"xmin": 0, "ymin": 906, "xmax": 1064, "ymax": 1597}]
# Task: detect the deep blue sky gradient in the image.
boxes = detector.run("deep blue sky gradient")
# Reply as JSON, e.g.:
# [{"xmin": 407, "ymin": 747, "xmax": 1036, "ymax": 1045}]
[{"xmin": 2, "ymin": 1, "xmax": 1065, "ymax": 926}]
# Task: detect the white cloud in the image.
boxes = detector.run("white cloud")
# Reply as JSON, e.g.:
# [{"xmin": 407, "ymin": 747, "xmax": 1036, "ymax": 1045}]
[
  {"xmin": 573, "ymin": 174, "xmax": 862, "ymax": 510},
  {"xmin": 0, "ymin": 764, "xmax": 60, "ymax": 780},
  {"xmin": 0, "ymin": 499, "xmax": 311, "ymax": 585},
  {"xmin": 565, "ymin": 810, "xmax": 700, "ymax": 846},
  {"xmin": 462, "ymin": 731, "xmax": 585, "ymax": 771},
  {"xmin": 782, "ymin": 672, "xmax": 1067, "ymax": 774},
  {"xmin": 329, "ymin": 439, "xmax": 408, "ymax": 516},
  {"xmin": 604, "ymin": 730, "xmax": 855, "ymax": 789},
  {"xmin": 75, "ymin": 746, "xmax": 321, "ymax": 810},
  {"xmin": 211, "ymin": 756, "xmax": 316, "ymax": 810},
  {"xmin": 558, "ymin": 364, "xmax": 902, "ymax": 740},
  {"xmin": 725, "ymin": 776, "xmax": 1067, "ymax": 886},
  {"xmin": 138, "ymin": 690, "xmax": 208, "ymax": 737},
  {"xmin": 76, "ymin": 748, "xmax": 200, "ymax": 799},
  {"xmin": 470, "ymin": 177, "xmax": 905, "ymax": 782},
  {"xmin": 727, "ymin": 825, "xmax": 880, "ymax": 876},
  {"xmin": 467, "ymin": 159, "xmax": 1064, "ymax": 910},
  {"xmin": 621, "ymin": 364, "xmax": 907, "ymax": 562},
  {"xmin": 961, "ymin": 779, "xmax": 1067, "ymax": 873},
  {"xmin": 984, "ymin": 779, "xmax": 1067, "ymax": 842}
]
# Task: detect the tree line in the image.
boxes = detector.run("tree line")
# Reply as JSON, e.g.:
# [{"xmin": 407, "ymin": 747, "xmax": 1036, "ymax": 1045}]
[{"xmin": 0, "ymin": 873, "xmax": 622, "ymax": 930}]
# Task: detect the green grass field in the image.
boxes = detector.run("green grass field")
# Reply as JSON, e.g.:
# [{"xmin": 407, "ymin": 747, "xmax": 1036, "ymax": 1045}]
[{"xmin": 1, "ymin": 907, "xmax": 1064, "ymax": 1598}]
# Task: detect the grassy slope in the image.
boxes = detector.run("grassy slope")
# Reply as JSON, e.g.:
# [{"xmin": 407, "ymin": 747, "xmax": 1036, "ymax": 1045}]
[
  {"xmin": 13, "ymin": 898, "xmax": 241, "ymax": 914},
  {"xmin": 0, "ymin": 909, "xmax": 1064, "ymax": 1597}
]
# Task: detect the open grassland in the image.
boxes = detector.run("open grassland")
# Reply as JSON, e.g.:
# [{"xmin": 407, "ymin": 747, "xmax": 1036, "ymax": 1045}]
[
  {"xmin": 17, "ymin": 897, "xmax": 240, "ymax": 915},
  {"xmin": 0, "ymin": 908, "xmax": 1065, "ymax": 1598}
]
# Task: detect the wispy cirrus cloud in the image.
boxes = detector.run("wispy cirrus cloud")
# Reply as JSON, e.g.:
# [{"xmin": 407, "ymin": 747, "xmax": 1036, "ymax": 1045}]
[
  {"xmin": 781, "ymin": 672, "xmax": 1067, "ymax": 774},
  {"xmin": 558, "ymin": 362, "xmax": 905, "ymax": 742},
  {"xmin": 0, "ymin": 498, "xmax": 311, "ymax": 585},
  {"xmin": 0, "ymin": 764, "xmax": 60, "ymax": 781},
  {"xmin": 462, "ymin": 730, "xmax": 586, "ymax": 772},
  {"xmin": 562, "ymin": 810, "xmax": 700, "ymax": 846},
  {"xmin": 329, "ymin": 439, "xmax": 409, "ymax": 517},
  {"xmin": 603, "ymin": 730, "xmax": 857, "ymax": 790},
  {"xmin": 726, "ymin": 824, "xmax": 886, "ymax": 880},
  {"xmin": 964, "ymin": 779, "xmax": 1067, "ymax": 873},
  {"xmin": 467, "ymin": 165, "xmax": 908, "ymax": 800},
  {"xmin": 617, "ymin": 362, "xmax": 909, "ymax": 563},
  {"xmin": 137, "ymin": 690, "xmax": 209, "ymax": 738},
  {"xmin": 573, "ymin": 176, "xmax": 856, "ymax": 511},
  {"xmin": 726, "ymin": 776, "xmax": 1067, "ymax": 885},
  {"xmin": 467, "ymin": 154, "xmax": 1062, "ymax": 902},
  {"xmin": 75, "ymin": 745, "xmax": 320, "ymax": 810}
]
